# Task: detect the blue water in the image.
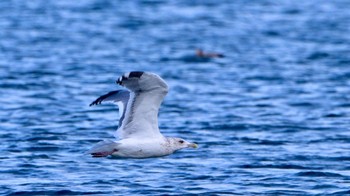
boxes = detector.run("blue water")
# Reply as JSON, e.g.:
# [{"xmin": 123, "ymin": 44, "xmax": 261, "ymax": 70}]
[{"xmin": 1, "ymin": 0, "xmax": 350, "ymax": 195}]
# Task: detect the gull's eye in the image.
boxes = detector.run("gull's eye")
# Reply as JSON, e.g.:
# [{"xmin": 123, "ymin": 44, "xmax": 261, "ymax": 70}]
[{"xmin": 179, "ymin": 140, "xmax": 184, "ymax": 144}]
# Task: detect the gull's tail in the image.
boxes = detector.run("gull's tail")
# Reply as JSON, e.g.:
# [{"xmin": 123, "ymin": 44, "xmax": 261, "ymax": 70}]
[{"xmin": 87, "ymin": 140, "xmax": 119, "ymax": 158}]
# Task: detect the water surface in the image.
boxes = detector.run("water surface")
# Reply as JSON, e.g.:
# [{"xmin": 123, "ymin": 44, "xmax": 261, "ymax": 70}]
[{"xmin": 1, "ymin": 0, "xmax": 350, "ymax": 195}]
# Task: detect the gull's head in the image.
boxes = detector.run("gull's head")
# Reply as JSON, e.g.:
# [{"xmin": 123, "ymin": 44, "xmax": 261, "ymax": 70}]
[{"xmin": 168, "ymin": 137, "xmax": 198, "ymax": 150}]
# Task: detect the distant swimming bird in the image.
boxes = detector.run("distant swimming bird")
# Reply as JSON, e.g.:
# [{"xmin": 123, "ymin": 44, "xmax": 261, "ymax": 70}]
[
  {"xmin": 88, "ymin": 71, "xmax": 198, "ymax": 158},
  {"xmin": 196, "ymin": 49, "xmax": 225, "ymax": 58}
]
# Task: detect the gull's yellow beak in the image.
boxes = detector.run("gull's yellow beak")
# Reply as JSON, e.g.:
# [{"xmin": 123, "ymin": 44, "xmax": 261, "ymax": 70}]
[{"xmin": 189, "ymin": 143, "xmax": 198, "ymax": 148}]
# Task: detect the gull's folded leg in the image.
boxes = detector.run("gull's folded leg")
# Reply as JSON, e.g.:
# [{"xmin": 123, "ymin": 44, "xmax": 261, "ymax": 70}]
[{"xmin": 91, "ymin": 151, "xmax": 116, "ymax": 158}]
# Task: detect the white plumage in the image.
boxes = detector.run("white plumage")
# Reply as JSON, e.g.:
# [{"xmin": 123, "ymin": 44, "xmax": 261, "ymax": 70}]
[{"xmin": 88, "ymin": 71, "xmax": 197, "ymax": 158}]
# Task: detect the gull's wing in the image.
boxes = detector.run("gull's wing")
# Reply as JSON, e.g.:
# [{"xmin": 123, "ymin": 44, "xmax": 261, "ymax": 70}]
[
  {"xmin": 90, "ymin": 90, "xmax": 130, "ymax": 128},
  {"xmin": 115, "ymin": 71, "xmax": 168, "ymax": 139}
]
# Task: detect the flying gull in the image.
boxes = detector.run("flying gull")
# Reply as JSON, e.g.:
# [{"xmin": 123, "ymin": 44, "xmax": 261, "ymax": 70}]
[{"xmin": 88, "ymin": 71, "xmax": 198, "ymax": 158}]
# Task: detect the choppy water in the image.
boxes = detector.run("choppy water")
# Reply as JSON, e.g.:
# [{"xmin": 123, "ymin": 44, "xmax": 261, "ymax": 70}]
[{"xmin": 1, "ymin": 0, "xmax": 350, "ymax": 195}]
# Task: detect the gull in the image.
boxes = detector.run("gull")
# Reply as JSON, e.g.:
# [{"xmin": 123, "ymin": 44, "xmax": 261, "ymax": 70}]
[{"xmin": 88, "ymin": 71, "xmax": 198, "ymax": 158}]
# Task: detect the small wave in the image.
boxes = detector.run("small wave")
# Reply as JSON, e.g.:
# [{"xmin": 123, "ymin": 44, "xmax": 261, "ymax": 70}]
[
  {"xmin": 306, "ymin": 51, "xmax": 330, "ymax": 60},
  {"xmin": 329, "ymin": 190, "xmax": 350, "ymax": 195},
  {"xmin": 264, "ymin": 190, "xmax": 309, "ymax": 195},
  {"xmin": 296, "ymin": 171, "xmax": 344, "ymax": 178},
  {"xmin": 26, "ymin": 136, "xmax": 61, "ymax": 141},
  {"xmin": 240, "ymin": 164, "xmax": 308, "ymax": 170},
  {"xmin": 239, "ymin": 137, "xmax": 285, "ymax": 145},
  {"xmin": 7, "ymin": 190, "xmax": 107, "ymax": 195},
  {"xmin": 323, "ymin": 113, "xmax": 346, "ymax": 118},
  {"xmin": 25, "ymin": 146, "xmax": 60, "ymax": 152}
]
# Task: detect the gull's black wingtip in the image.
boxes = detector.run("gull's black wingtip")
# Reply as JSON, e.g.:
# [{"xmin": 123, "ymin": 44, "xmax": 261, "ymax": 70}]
[
  {"xmin": 89, "ymin": 97, "xmax": 102, "ymax": 107},
  {"xmin": 116, "ymin": 71, "xmax": 144, "ymax": 85},
  {"xmin": 89, "ymin": 90, "xmax": 123, "ymax": 107},
  {"xmin": 89, "ymin": 101, "xmax": 97, "ymax": 107},
  {"xmin": 129, "ymin": 71, "xmax": 144, "ymax": 78}
]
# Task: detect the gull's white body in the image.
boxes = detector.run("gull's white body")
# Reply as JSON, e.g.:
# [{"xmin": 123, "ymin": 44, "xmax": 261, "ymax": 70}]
[
  {"xmin": 111, "ymin": 138, "xmax": 173, "ymax": 158},
  {"xmin": 88, "ymin": 71, "xmax": 197, "ymax": 158}
]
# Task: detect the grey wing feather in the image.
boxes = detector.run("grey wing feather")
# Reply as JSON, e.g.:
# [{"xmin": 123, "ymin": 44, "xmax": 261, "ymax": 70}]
[
  {"xmin": 114, "ymin": 71, "xmax": 168, "ymax": 139},
  {"xmin": 90, "ymin": 90, "xmax": 129, "ymax": 106},
  {"xmin": 90, "ymin": 90, "xmax": 130, "ymax": 127}
]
